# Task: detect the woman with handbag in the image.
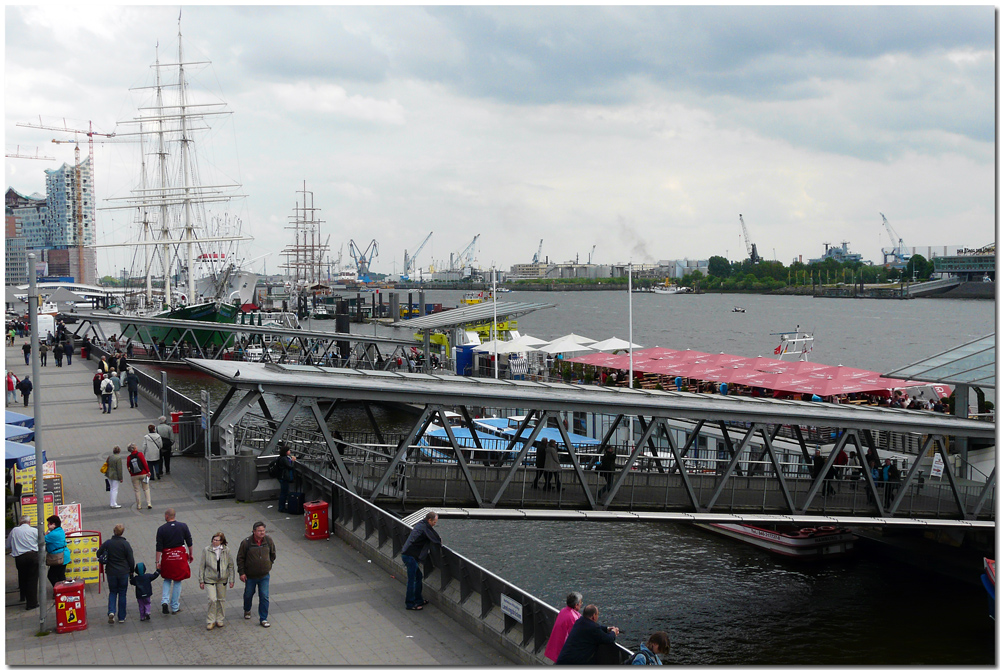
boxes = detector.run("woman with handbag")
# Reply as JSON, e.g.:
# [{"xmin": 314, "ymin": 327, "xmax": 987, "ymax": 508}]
[
  {"xmin": 198, "ymin": 532, "xmax": 235, "ymax": 630},
  {"xmin": 106, "ymin": 446, "xmax": 124, "ymax": 509},
  {"xmin": 44, "ymin": 515, "xmax": 71, "ymax": 586}
]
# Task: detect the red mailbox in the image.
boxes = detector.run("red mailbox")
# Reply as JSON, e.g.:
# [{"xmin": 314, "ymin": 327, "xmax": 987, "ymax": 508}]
[
  {"xmin": 303, "ymin": 500, "xmax": 330, "ymax": 540},
  {"xmin": 170, "ymin": 411, "xmax": 183, "ymax": 434},
  {"xmin": 54, "ymin": 579, "xmax": 88, "ymax": 633}
]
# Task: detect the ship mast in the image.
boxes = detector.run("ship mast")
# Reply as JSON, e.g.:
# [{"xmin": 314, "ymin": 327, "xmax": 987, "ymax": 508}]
[
  {"xmin": 154, "ymin": 41, "xmax": 171, "ymax": 305},
  {"xmin": 177, "ymin": 19, "xmax": 196, "ymax": 303}
]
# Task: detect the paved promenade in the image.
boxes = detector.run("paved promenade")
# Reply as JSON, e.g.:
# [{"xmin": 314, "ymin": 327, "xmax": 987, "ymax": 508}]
[{"xmin": 4, "ymin": 344, "xmax": 505, "ymax": 665}]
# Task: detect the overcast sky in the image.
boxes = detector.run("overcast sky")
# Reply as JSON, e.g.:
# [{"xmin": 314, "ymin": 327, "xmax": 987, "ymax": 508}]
[{"xmin": 5, "ymin": 5, "xmax": 995, "ymax": 278}]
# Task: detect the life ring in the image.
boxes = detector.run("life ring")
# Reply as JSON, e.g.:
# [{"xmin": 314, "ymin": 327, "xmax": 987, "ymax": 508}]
[
  {"xmin": 818, "ymin": 525, "xmax": 836, "ymax": 532},
  {"xmin": 800, "ymin": 527, "xmax": 817, "ymax": 534}
]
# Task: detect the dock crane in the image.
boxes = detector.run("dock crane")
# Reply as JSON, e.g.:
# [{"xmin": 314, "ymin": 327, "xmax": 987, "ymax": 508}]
[
  {"xmin": 879, "ymin": 213, "xmax": 910, "ymax": 267},
  {"xmin": 5, "ymin": 145, "xmax": 55, "ymax": 161},
  {"xmin": 588, "ymin": 244, "xmax": 597, "ymax": 264},
  {"xmin": 349, "ymin": 239, "xmax": 379, "ymax": 283},
  {"xmin": 532, "ymin": 239, "xmax": 544, "ymax": 264},
  {"xmin": 739, "ymin": 214, "xmax": 761, "ymax": 264},
  {"xmin": 450, "ymin": 234, "xmax": 480, "ymax": 272},
  {"xmin": 402, "ymin": 231, "xmax": 433, "ymax": 280}
]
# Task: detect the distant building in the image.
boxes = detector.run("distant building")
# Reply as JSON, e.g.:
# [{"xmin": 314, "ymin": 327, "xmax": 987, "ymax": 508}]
[
  {"xmin": 657, "ymin": 259, "xmax": 709, "ymax": 280},
  {"xmin": 5, "ymin": 236, "xmax": 27, "ymax": 285},
  {"xmin": 5, "ymin": 187, "xmax": 48, "ymax": 249},
  {"xmin": 932, "ymin": 243, "xmax": 995, "ymax": 282},
  {"xmin": 808, "ymin": 242, "xmax": 865, "ymax": 264}
]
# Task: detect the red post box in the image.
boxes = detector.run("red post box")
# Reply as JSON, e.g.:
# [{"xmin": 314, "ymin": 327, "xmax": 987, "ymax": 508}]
[
  {"xmin": 170, "ymin": 411, "xmax": 183, "ymax": 434},
  {"xmin": 54, "ymin": 579, "xmax": 88, "ymax": 633},
  {"xmin": 303, "ymin": 500, "xmax": 330, "ymax": 540}
]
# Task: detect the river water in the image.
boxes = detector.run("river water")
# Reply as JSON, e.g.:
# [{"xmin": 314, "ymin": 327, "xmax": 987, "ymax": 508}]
[{"xmin": 155, "ymin": 290, "xmax": 995, "ymax": 663}]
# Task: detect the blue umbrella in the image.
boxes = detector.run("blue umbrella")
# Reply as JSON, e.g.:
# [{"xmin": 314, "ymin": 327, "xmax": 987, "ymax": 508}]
[
  {"xmin": 5, "ymin": 424, "xmax": 33, "ymax": 443},
  {"xmin": 5, "ymin": 410, "xmax": 34, "ymax": 428},
  {"xmin": 5, "ymin": 440, "xmax": 45, "ymax": 469}
]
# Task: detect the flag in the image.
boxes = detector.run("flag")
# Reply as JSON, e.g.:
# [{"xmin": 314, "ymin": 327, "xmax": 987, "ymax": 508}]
[{"xmin": 773, "ymin": 344, "xmax": 782, "ymax": 354}]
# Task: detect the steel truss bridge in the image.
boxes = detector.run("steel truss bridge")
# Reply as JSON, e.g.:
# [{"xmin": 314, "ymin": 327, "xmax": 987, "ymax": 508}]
[
  {"xmin": 191, "ymin": 360, "xmax": 995, "ymax": 528},
  {"xmin": 65, "ymin": 313, "xmax": 419, "ymax": 368}
]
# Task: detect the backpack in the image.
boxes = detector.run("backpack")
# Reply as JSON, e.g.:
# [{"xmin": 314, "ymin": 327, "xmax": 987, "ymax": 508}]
[
  {"xmin": 625, "ymin": 648, "xmax": 657, "ymax": 665},
  {"xmin": 267, "ymin": 457, "xmax": 281, "ymax": 478},
  {"xmin": 127, "ymin": 452, "xmax": 144, "ymax": 475}
]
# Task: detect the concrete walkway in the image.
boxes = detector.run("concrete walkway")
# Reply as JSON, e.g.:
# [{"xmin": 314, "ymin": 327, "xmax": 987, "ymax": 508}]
[{"xmin": 4, "ymin": 342, "xmax": 505, "ymax": 665}]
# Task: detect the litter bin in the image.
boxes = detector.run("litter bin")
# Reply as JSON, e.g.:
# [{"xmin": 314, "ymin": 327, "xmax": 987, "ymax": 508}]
[
  {"xmin": 170, "ymin": 411, "xmax": 183, "ymax": 434},
  {"xmin": 54, "ymin": 579, "xmax": 87, "ymax": 633},
  {"xmin": 234, "ymin": 453, "xmax": 259, "ymax": 502},
  {"xmin": 303, "ymin": 500, "xmax": 330, "ymax": 540}
]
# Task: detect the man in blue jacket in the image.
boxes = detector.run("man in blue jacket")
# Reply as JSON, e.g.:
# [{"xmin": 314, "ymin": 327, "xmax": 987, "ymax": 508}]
[
  {"xmin": 555, "ymin": 604, "xmax": 620, "ymax": 664},
  {"xmin": 400, "ymin": 511, "xmax": 441, "ymax": 611}
]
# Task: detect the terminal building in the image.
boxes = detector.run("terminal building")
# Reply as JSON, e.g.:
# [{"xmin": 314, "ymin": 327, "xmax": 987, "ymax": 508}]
[{"xmin": 932, "ymin": 243, "xmax": 995, "ymax": 282}]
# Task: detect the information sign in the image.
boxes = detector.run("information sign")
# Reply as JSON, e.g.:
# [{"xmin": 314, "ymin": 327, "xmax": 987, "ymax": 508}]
[
  {"xmin": 14, "ymin": 461, "xmax": 56, "ymax": 492},
  {"xmin": 930, "ymin": 452, "xmax": 945, "ymax": 479},
  {"xmin": 33, "ymin": 474, "xmax": 65, "ymax": 506},
  {"xmin": 200, "ymin": 390, "xmax": 210, "ymax": 430},
  {"xmin": 57, "ymin": 503, "xmax": 83, "ymax": 533},
  {"xmin": 65, "ymin": 530, "xmax": 102, "ymax": 587},
  {"xmin": 20, "ymin": 494, "xmax": 55, "ymax": 526},
  {"xmin": 500, "ymin": 593, "xmax": 523, "ymax": 623}
]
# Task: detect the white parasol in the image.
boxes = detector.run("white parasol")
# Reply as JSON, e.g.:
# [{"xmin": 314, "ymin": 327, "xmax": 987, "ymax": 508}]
[{"xmin": 589, "ymin": 336, "xmax": 643, "ymax": 352}]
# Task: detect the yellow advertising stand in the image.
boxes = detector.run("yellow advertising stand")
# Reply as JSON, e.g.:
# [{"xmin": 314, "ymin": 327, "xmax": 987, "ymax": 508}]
[
  {"xmin": 14, "ymin": 461, "xmax": 56, "ymax": 492},
  {"xmin": 65, "ymin": 530, "xmax": 102, "ymax": 593},
  {"xmin": 20, "ymin": 494, "xmax": 54, "ymax": 527}
]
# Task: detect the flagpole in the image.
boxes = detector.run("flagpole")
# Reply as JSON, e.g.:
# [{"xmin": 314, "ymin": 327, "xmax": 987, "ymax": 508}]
[
  {"xmin": 628, "ymin": 262, "xmax": 634, "ymax": 445},
  {"xmin": 492, "ymin": 267, "xmax": 498, "ymax": 379}
]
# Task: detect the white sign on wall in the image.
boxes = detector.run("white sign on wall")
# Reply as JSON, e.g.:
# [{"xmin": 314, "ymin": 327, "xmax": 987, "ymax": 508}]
[
  {"xmin": 500, "ymin": 593, "xmax": 523, "ymax": 623},
  {"xmin": 930, "ymin": 452, "xmax": 945, "ymax": 479}
]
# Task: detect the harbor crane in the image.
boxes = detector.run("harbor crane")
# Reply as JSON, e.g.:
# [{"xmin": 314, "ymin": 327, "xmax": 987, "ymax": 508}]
[
  {"xmin": 739, "ymin": 214, "xmax": 761, "ymax": 264},
  {"xmin": 402, "ymin": 231, "xmax": 433, "ymax": 280},
  {"xmin": 349, "ymin": 238, "xmax": 379, "ymax": 283},
  {"xmin": 450, "ymin": 234, "xmax": 480, "ymax": 271},
  {"xmin": 5, "ymin": 145, "xmax": 54, "ymax": 161},
  {"xmin": 532, "ymin": 239, "xmax": 544, "ymax": 264},
  {"xmin": 588, "ymin": 244, "xmax": 597, "ymax": 264},
  {"xmin": 879, "ymin": 213, "xmax": 911, "ymax": 267}
]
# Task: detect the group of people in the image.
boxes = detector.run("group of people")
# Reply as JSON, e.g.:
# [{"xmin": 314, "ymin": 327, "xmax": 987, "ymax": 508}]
[
  {"xmin": 543, "ymin": 591, "xmax": 670, "ymax": 665},
  {"xmin": 6, "ymin": 370, "xmax": 32, "ymax": 407},
  {"xmin": 5, "ymin": 514, "xmax": 75, "ymax": 610},
  {"xmin": 529, "ymin": 439, "xmax": 565, "ymax": 492},
  {"xmin": 102, "ymin": 419, "xmax": 176, "ymax": 509},
  {"xmin": 93, "ymin": 355, "xmax": 140, "ymax": 413}
]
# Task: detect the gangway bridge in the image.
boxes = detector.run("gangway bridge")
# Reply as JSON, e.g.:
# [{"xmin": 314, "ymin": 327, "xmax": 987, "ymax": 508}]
[{"xmin": 190, "ymin": 360, "xmax": 995, "ymax": 528}]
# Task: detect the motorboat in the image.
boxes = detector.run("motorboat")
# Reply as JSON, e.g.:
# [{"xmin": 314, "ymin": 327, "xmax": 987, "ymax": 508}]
[
  {"xmin": 732, "ymin": 307, "xmax": 746, "ymax": 313},
  {"xmin": 696, "ymin": 523, "xmax": 856, "ymax": 560},
  {"xmin": 652, "ymin": 284, "xmax": 693, "ymax": 295}
]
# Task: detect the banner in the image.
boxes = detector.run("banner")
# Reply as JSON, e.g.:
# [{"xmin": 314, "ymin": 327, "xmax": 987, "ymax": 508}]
[
  {"xmin": 930, "ymin": 452, "xmax": 945, "ymax": 478},
  {"xmin": 14, "ymin": 460, "xmax": 56, "ymax": 491},
  {"xmin": 65, "ymin": 530, "xmax": 102, "ymax": 586}
]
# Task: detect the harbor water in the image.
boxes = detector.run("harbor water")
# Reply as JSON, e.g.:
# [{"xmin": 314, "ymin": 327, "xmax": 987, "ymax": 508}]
[{"xmin": 154, "ymin": 291, "xmax": 995, "ymax": 663}]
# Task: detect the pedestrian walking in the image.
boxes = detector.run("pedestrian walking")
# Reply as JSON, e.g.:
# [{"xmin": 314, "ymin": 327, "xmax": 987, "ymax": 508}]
[
  {"xmin": 125, "ymin": 367, "xmax": 139, "ymax": 408},
  {"xmin": 555, "ymin": 604, "xmax": 620, "ymax": 664},
  {"xmin": 98, "ymin": 524, "xmax": 135, "ymax": 624},
  {"xmin": 236, "ymin": 521, "xmax": 277, "ymax": 627},
  {"xmin": 142, "ymin": 424, "xmax": 163, "ymax": 480},
  {"xmin": 545, "ymin": 592, "xmax": 583, "ymax": 662},
  {"xmin": 98, "ymin": 355, "xmax": 109, "ymax": 374},
  {"xmin": 543, "ymin": 439, "xmax": 562, "ymax": 492},
  {"xmin": 100, "ymin": 374, "xmax": 114, "ymax": 413},
  {"xmin": 21, "ymin": 340, "xmax": 30, "ymax": 365},
  {"xmin": 6, "ymin": 327, "xmax": 14, "ymax": 346},
  {"xmin": 17, "ymin": 375, "xmax": 32, "ymax": 407},
  {"xmin": 6, "ymin": 371, "xmax": 19, "ymax": 406},
  {"xmin": 155, "ymin": 508, "xmax": 194, "ymax": 615},
  {"xmin": 595, "ymin": 444, "xmax": 617, "ymax": 498},
  {"xmin": 93, "ymin": 371, "xmax": 104, "ymax": 407},
  {"xmin": 53, "ymin": 341, "xmax": 64, "ymax": 367},
  {"xmin": 198, "ymin": 531, "xmax": 236, "ymax": 630},
  {"xmin": 38, "ymin": 341, "xmax": 48, "ymax": 366},
  {"xmin": 130, "ymin": 562, "xmax": 160, "ymax": 621},
  {"xmin": 44, "ymin": 514, "xmax": 71, "ymax": 587},
  {"xmin": 531, "ymin": 440, "xmax": 547, "ymax": 489},
  {"xmin": 107, "ymin": 445, "xmax": 124, "ymax": 508},
  {"xmin": 400, "ymin": 511, "xmax": 441, "ymax": 611},
  {"xmin": 6, "ymin": 515, "xmax": 39, "ymax": 610},
  {"xmin": 63, "ymin": 338, "xmax": 73, "ymax": 365},
  {"xmin": 126, "ymin": 444, "xmax": 152, "ymax": 509},
  {"xmin": 274, "ymin": 446, "xmax": 296, "ymax": 512},
  {"xmin": 628, "ymin": 631, "xmax": 670, "ymax": 665},
  {"xmin": 110, "ymin": 371, "xmax": 121, "ymax": 410},
  {"xmin": 156, "ymin": 416, "xmax": 174, "ymax": 475}
]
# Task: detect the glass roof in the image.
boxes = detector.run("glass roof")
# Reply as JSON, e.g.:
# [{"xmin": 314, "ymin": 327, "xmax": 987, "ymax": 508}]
[{"xmin": 883, "ymin": 333, "xmax": 995, "ymax": 389}]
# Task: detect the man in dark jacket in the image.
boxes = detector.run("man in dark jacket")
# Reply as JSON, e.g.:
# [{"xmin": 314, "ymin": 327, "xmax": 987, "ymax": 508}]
[
  {"xmin": 555, "ymin": 604, "xmax": 620, "ymax": 664},
  {"xmin": 400, "ymin": 511, "xmax": 441, "ymax": 610},
  {"xmin": 237, "ymin": 521, "xmax": 277, "ymax": 627},
  {"xmin": 125, "ymin": 367, "xmax": 140, "ymax": 408},
  {"xmin": 99, "ymin": 524, "xmax": 136, "ymax": 623},
  {"xmin": 595, "ymin": 445, "xmax": 617, "ymax": 498},
  {"xmin": 17, "ymin": 376, "xmax": 31, "ymax": 407}
]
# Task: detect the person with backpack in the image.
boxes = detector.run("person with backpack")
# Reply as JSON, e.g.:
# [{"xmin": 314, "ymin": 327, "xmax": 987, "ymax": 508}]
[
  {"xmin": 272, "ymin": 446, "xmax": 297, "ymax": 513},
  {"xmin": 98, "ymin": 524, "xmax": 135, "ymax": 624},
  {"xmin": 126, "ymin": 444, "xmax": 152, "ymax": 510},
  {"xmin": 100, "ymin": 374, "xmax": 114, "ymax": 413},
  {"xmin": 628, "ymin": 631, "xmax": 670, "ymax": 665}
]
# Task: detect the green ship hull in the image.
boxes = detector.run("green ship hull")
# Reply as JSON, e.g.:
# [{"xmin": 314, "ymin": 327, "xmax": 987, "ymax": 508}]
[{"xmin": 147, "ymin": 301, "xmax": 240, "ymax": 349}]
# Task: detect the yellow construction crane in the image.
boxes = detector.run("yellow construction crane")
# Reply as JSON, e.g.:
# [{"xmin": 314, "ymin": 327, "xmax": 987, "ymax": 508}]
[{"xmin": 18, "ymin": 118, "xmax": 115, "ymax": 283}]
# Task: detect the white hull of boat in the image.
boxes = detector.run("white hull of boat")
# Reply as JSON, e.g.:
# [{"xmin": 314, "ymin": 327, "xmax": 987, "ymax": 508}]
[{"xmin": 697, "ymin": 522, "xmax": 856, "ymax": 559}]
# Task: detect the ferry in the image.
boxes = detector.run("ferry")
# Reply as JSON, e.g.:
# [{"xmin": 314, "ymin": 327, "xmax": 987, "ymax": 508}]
[
  {"xmin": 652, "ymin": 284, "xmax": 693, "ymax": 295},
  {"xmin": 696, "ymin": 522, "xmax": 856, "ymax": 560}
]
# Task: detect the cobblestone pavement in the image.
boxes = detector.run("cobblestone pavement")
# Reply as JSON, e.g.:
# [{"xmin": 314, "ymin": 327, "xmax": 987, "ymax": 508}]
[{"xmin": 4, "ymin": 341, "xmax": 505, "ymax": 665}]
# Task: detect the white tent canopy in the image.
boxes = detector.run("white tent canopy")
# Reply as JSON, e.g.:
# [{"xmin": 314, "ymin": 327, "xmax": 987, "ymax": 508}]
[
  {"xmin": 511, "ymin": 334, "xmax": 549, "ymax": 347},
  {"xmin": 474, "ymin": 339, "xmax": 539, "ymax": 355},
  {"xmin": 590, "ymin": 336, "xmax": 643, "ymax": 352},
  {"xmin": 545, "ymin": 333, "xmax": 596, "ymax": 346},
  {"xmin": 539, "ymin": 340, "xmax": 593, "ymax": 355}
]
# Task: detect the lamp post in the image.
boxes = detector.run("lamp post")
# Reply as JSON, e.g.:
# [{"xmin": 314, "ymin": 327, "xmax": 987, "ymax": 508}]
[
  {"xmin": 628, "ymin": 262, "xmax": 634, "ymax": 444},
  {"xmin": 492, "ymin": 267, "xmax": 498, "ymax": 379},
  {"xmin": 28, "ymin": 253, "xmax": 46, "ymax": 633}
]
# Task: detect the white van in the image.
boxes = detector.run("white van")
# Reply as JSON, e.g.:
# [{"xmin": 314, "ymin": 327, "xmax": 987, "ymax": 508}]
[{"xmin": 36, "ymin": 314, "xmax": 55, "ymax": 341}]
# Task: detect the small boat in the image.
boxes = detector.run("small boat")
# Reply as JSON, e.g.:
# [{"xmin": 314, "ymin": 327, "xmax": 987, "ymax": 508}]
[
  {"xmin": 983, "ymin": 557, "xmax": 995, "ymax": 620},
  {"xmin": 697, "ymin": 523, "xmax": 856, "ymax": 560},
  {"xmin": 732, "ymin": 307, "xmax": 746, "ymax": 313},
  {"xmin": 652, "ymin": 284, "xmax": 693, "ymax": 295}
]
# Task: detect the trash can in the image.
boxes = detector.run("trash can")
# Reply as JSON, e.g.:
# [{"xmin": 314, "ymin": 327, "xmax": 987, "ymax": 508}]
[
  {"xmin": 54, "ymin": 579, "xmax": 87, "ymax": 633},
  {"xmin": 304, "ymin": 500, "xmax": 330, "ymax": 540},
  {"xmin": 234, "ymin": 453, "xmax": 259, "ymax": 502},
  {"xmin": 170, "ymin": 411, "xmax": 183, "ymax": 434}
]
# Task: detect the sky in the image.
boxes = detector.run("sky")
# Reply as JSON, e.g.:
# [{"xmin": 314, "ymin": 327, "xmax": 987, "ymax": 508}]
[{"xmin": 4, "ymin": 5, "xmax": 995, "ymax": 279}]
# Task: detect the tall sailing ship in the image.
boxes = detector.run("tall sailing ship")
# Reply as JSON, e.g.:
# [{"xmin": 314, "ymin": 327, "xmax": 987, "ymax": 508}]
[{"xmin": 101, "ymin": 19, "xmax": 254, "ymax": 348}]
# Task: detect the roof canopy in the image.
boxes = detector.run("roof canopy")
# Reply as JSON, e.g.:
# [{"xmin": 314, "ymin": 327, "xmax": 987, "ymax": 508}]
[
  {"xmin": 884, "ymin": 333, "xmax": 994, "ymax": 390},
  {"xmin": 391, "ymin": 301, "xmax": 554, "ymax": 330}
]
